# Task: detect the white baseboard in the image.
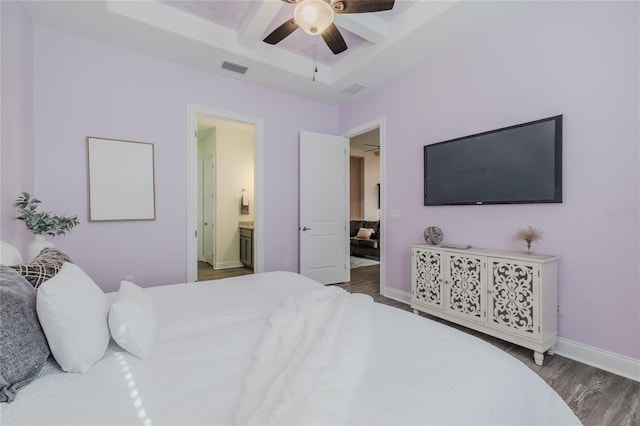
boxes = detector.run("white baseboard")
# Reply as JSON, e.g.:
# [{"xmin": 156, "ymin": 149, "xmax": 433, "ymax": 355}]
[
  {"xmin": 383, "ymin": 287, "xmax": 411, "ymax": 304},
  {"xmin": 214, "ymin": 260, "xmax": 244, "ymax": 270},
  {"xmin": 381, "ymin": 288, "xmax": 639, "ymax": 382},
  {"xmin": 555, "ymin": 338, "xmax": 639, "ymax": 382},
  {"xmin": 384, "ymin": 287, "xmax": 640, "ymax": 382}
]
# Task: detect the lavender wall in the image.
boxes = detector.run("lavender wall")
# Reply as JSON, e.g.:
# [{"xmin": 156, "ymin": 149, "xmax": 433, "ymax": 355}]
[
  {"xmin": 339, "ymin": 1, "xmax": 639, "ymax": 358},
  {"xmin": 32, "ymin": 25, "xmax": 338, "ymax": 292},
  {"xmin": 1, "ymin": 1, "xmax": 34, "ymax": 252},
  {"xmin": 6, "ymin": 0, "xmax": 637, "ymax": 361}
]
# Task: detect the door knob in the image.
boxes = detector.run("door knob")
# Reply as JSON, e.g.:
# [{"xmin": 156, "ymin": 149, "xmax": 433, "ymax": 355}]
[{"xmin": 300, "ymin": 226, "xmax": 311, "ymax": 231}]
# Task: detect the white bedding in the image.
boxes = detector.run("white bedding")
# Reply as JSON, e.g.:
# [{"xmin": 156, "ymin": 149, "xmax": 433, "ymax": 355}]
[
  {"xmin": 236, "ymin": 287, "xmax": 372, "ymax": 425},
  {"xmin": 1, "ymin": 271, "xmax": 580, "ymax": 425}
]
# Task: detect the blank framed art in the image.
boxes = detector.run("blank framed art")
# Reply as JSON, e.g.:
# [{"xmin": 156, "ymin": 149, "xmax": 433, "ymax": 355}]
[{"xmin": 87, "ymin": 137, "xmax": 156, "ymax": 221}]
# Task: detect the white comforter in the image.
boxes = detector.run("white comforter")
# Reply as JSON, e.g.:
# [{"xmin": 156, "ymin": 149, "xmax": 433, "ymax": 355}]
[
  {"xmin": 236, "ymin": 287, "xmax": 372, "ymax": 425},
  {"xmin": 1, "ymin": 271, "xmax": 580, "ymax": 425}
]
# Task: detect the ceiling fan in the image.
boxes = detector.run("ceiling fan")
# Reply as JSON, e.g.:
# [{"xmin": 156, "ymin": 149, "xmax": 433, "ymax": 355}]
[
  {"xmin": 263, "ymin": 0, "xmax": 395, "ymax": 55},
  {"xmin": 364, "ymin": 143, "xmax": 380, "ymax": 152}
]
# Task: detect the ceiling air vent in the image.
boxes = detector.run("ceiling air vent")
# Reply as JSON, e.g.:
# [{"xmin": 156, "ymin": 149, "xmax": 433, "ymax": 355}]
[
  {"xmin": 221, "ymin": 61, "xmax": 248, "ymax": 75},
  {"xmin": 341, "ymin": 83, "xmax": 366, "ymax": 95}
]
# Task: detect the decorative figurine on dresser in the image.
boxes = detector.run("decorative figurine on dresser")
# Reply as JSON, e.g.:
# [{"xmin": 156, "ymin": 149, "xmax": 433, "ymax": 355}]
[
  {"xmin": 411, "ymin": 243, "xmax": 558, "ymax": 366},
  {"xmin": 423, "ymin": 226, "xmax": 443, "ymax": 245}
]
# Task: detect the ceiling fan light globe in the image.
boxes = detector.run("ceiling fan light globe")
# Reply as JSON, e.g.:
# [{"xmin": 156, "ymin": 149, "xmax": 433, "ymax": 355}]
[
  {"xmin": 294, "ymin": 0, "xmax": 334, "ymax": 35},
  {"xmin": 302, "ymin": 7, "xmax": 317, "ymax": 22}
]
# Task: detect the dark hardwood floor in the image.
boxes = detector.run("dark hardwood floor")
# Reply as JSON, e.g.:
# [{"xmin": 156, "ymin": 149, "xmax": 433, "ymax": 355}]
[
  {"xmin": 197, "ymin": 261, "xmax": 253, "ymax": 281},
  {"xmin": 338, "ymin": 264, "xmax": 639, "ymax": 426}
]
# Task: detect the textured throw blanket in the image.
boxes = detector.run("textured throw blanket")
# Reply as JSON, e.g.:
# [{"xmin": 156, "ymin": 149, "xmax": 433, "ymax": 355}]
[{"xmin": 235, "ymin": 286, "xmax": 373, "ymax": 425}]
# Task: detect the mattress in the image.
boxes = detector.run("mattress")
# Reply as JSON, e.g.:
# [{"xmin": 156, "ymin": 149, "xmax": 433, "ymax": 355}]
[{"xmin": 1, "ymin": 271, "xmax": 580, "ymax": 425}]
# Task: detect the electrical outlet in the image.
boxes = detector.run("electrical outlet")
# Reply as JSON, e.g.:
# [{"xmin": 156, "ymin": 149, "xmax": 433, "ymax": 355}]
[
  {"xmin": 284, "ymin": 258, "xmax": 291, "ymax": 268},
  {"xmin": 125, "ymin": 275, "xmax": 134, "ymax": 282},
  {"xmin": 557, "ymin": 304, "xmax": 564, "ymax": 316}
]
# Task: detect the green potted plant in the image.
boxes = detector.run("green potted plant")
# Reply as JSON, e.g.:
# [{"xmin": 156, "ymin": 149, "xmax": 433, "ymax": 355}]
[{"xmin": 14, "ymin": 192, "xmax": 79, "ymax": 260}]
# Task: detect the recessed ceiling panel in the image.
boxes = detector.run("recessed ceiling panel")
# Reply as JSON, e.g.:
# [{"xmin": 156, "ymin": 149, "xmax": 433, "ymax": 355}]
[
  {"xmin": 162, "ymin": 0, "xmax": 253, "ymax": 31},
  {"xmin": 23, "ymin": 0, "xmax": 532, "ymax": 104},
  {"xmin": 376, "ymin": 0, "xmax": 413, "ymax": 22}
]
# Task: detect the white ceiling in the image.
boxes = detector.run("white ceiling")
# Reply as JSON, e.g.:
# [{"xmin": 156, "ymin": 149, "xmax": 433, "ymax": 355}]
[{"xmin": 24, "ymin": 1, "xmax": 531, "ymax": 105}]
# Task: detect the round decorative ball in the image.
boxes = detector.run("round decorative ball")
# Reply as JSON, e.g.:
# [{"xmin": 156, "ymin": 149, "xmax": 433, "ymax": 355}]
[{"xmin": 423, "ymin": 226, "xmax": 443, "ymax": 245}]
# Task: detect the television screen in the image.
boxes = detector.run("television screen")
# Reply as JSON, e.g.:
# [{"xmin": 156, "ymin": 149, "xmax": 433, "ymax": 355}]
[{"xmin": 424, "ymin": 115, "xmax": 563, "ymax": 206}]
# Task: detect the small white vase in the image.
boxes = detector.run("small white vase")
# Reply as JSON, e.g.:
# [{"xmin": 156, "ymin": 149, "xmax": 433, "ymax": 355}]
[{"xmin": 28, "ymin": 234, "xmax": 53, "ymax": 261}]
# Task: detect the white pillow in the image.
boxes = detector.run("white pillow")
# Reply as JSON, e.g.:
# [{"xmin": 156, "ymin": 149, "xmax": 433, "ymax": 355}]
[
  {"xmin": 108, "ymin": 280, "xmax": 157, "ymax": 359},
  {"xmin": 36, "ymin": 262, "xmax": 110, "ymax": 373},
  {"xmin": 0, "ymin": 241, "xmax": 23, "ymax": 265}
]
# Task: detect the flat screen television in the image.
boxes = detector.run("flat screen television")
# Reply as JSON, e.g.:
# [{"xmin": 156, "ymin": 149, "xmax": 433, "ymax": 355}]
[{"xmin": 424, "ymin": 115, "xmax": 563, "ymax": 206}]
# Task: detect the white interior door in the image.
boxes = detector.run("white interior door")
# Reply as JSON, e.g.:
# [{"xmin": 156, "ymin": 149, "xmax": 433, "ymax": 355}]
[
  {"xmin": 299, "ymin": 131, "xmax": 349, "ymax": 285},
  {"xmin": 203, "ymin": 154, "xmax": 215, "ymax": 266}
]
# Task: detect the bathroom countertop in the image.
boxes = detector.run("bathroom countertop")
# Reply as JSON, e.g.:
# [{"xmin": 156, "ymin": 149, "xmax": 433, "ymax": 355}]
[{"xmin": 239, "ymin": 221, "xmax": 254, "ymax": 230}]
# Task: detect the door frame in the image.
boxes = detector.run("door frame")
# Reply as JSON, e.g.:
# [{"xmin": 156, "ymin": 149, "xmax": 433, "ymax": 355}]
[
  {"xmin": 342, "ymin": 117, "xmax": 386, "ymax": 295},
  {"xmin": 186, "ymin": 104, "xmax": 264, "ymax": 282},
  {"xmin": 349, "ymin": 155, "xmax": 365, "ymax": 219},
  {"xmin": 202, "ymin": 153, "xmax": 216, "ymax": 266}
]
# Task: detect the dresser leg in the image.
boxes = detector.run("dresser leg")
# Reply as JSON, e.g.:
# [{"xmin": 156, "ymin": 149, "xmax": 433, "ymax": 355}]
[
  {"xmin": 534, "ymin": 351, "xmax": 544, "ymax": 366},
  {"xmin": 547, "ymin": 344, "xmax": 556, "ymax": 356}
]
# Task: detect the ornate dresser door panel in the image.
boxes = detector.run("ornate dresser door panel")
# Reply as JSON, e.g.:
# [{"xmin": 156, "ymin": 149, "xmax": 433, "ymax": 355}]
[
  {"xmin": 445, "ymin": 254, "xmax": 486, "ymax": 324},
  {"xmin": 488, "ymin": 258, "xmax": 540, "ymax": 339},
  {"xmin": 412, "ymin": 248, "xmax": 443, "ymax": 310},
  {"xmin": 411, "ymin": 244, "xmax": 557, "ymax": 366}
]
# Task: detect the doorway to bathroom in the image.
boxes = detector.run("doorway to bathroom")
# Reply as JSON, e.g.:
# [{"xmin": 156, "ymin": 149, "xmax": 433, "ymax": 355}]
[
  {"xmin": 186, "ymin": 104, "xmax": 265, "ymax": 283},
  {"xmin": 196, "ymin": 116, "xmax": 255, "ymax": 281}
]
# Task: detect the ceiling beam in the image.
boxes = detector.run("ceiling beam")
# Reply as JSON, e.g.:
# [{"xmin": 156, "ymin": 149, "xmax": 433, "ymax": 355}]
[
  {"xmin": 107, "ymin": 0, "xmax": 237, "ymax": 46},
  {"xmin": 237, "ymin": 1, "xmax": 285, "ymax": 49},
  {"xmin": 333, "ymin": 14, "xmax": 389, "ymax": 45}
]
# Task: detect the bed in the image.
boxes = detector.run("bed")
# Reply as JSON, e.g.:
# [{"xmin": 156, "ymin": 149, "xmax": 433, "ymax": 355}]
[{"xmin": 1, "ymin": 266, "xmax": 580, "ymax": 425}]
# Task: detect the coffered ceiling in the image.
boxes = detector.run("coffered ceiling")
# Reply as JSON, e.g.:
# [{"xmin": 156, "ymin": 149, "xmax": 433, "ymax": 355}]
[{"xmin": 24, "ymin": 1, "xmax": 530, "ymax": 105}]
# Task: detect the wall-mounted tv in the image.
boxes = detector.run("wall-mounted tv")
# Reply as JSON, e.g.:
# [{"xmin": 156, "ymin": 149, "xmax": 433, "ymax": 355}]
[{"xmin": 424, "ymin": 115, "xmax": 563, "ymax": 206}]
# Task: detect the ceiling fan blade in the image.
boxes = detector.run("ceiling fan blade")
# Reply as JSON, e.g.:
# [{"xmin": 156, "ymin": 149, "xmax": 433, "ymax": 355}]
[
  {"xmin": 333, "ymin": 0, "xmax": 395, "ymax": 14},
  {"xmin": 321, "ymin": 23, "xmax": 347, "ymax": 54},
  {"xmin": 263, "ymin": 19, "xmax": 299, "ymax": 45}
]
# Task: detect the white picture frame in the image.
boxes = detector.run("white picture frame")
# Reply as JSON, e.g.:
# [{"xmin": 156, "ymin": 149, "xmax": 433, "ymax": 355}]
[{"xmin": 87, "ymin": 137, "xmax": 156, "ymax": 221}]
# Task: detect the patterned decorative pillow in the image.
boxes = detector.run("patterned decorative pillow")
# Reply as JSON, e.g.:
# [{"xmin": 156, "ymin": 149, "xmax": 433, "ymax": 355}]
[{"xmin": 10, "ymin": 248, "xmax": 73, "ymax": 289}]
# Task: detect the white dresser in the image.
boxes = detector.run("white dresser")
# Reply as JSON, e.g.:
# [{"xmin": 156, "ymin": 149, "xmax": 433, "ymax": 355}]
[{"xmin": 411, "ymin": 244, "xmax": 558, "ymax": 365}]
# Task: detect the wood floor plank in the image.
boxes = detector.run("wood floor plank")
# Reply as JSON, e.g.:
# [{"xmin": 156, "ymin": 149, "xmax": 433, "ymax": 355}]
[{"xmin": 197, "ymin": 261, "xmax": 253, "ymax": 281}]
